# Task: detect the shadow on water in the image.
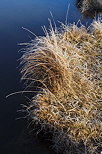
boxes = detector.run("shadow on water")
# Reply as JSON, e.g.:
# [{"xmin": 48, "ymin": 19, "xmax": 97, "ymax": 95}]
[{"xmin": 0, "ymin": 0, "xmax": 101, "ymax": 153}]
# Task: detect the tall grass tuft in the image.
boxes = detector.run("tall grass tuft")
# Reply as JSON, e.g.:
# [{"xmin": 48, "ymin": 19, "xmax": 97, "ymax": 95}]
[{"xmin": 21, "ymin": 19, "xmax": 102, "ymax": 154}]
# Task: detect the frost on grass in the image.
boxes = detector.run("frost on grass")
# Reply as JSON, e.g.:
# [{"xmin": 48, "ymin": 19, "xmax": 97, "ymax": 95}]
[{"xmin": 20, "ymin": 19, "xmax": 102, "ymax": 154}]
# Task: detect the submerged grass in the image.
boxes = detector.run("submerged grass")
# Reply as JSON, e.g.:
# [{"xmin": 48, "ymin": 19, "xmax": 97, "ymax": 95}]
[{"xmin": 21, "ymin": 19, "xmax": 102, "ymax": 154}]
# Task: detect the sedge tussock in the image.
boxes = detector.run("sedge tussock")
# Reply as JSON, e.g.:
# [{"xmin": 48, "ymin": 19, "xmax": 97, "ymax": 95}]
[
  {"xmin": 79, "ymin": 0, "xmax": 102, "ymax": 12},
  {"xmin": 21, "ymin": 19, "xmax": 102, "ymax": 154},
  {"xmin": 76, "ymin": 0, "xmax": 102, "ymax": 18}
]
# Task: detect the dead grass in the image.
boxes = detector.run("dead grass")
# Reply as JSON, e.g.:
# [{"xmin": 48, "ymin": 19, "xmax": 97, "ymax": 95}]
[
  {"xmin": 79, "ymin": 0, "xmax": 102, "ymax": 12},
  {"xmin": 21, "ymin": 19, "xmax": 102, "ymax": 154},
  {"xmin": 76, "ymin": 0, "xmax": 102, "ymax": 18}
]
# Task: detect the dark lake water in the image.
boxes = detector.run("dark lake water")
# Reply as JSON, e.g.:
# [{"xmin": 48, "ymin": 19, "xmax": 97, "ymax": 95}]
[{"xmin": 0, "ymin": 0, "xmax": 101, "ymax": 153}]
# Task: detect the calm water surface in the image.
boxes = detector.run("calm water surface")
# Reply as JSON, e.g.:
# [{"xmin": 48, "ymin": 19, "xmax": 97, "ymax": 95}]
[{"xmin": 0, "ymin": 0, "xmax": 99, "ymax": 153}]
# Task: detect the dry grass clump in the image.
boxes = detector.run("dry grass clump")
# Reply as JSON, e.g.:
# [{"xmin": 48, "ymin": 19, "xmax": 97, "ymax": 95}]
[
  {"xmin": 76, "ymin": 0, "xmax": 102, "ymax": 18},
  {"xmin": 78, "ymin": 0, "xmax": 102, "ymax": 12},
  {"xmin": 21, "ymin": 19, "xmax": 102, "ymax": 154}
]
